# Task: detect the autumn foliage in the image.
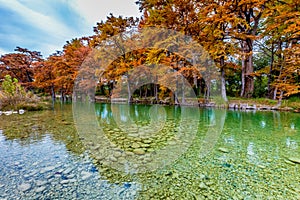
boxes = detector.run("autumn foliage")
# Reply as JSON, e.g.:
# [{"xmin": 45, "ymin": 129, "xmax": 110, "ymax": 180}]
[{"xmin": 0, "ymin": 0, "xmax": 299, "ymax": 103}]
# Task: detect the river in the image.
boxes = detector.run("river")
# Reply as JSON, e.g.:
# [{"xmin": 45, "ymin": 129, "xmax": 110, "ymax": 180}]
[{"xmin": 0, "ymin": 103, "xmax": 299, "ymax": 199}]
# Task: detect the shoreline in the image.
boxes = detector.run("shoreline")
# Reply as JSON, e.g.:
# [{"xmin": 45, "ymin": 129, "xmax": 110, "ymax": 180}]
[
  {"xmin": 94, "ymin": 96, "xmax": 299, "ymax": 113},
  {"xmin": 3, "ymin": 96, "xmax": 297, "ymax": 113}
]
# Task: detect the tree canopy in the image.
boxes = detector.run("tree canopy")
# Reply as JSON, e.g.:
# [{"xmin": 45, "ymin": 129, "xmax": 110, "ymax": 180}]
[{"xmin": 0, "ymin": 0, "xmax": 299, "ymax": 103}]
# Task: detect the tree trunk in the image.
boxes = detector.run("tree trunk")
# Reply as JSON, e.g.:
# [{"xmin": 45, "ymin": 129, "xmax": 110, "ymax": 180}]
[
  {"xmin": 154, "ymin": 76, "xmax": 158, "ymax": 103},
  {"xmin": 241, "ymin": 40, "xmax": 254, "ymax": 98},
  {"xmin": 144, "ymin": 86, "xmax": 148, "ymax": 98},
  {"xmin": 273, "ymin": 41, "xmax": 283, "ymax": 100},
  {"xmin": 267, "ymin": 43, "xmax": 275, "ymax": 98},
  {"xmin": 175, "ymin": 73, "xmax": 179, "ymax": 104},
  {"xmin": 139, "ymin": 87, "xmax": 142, "ymax": 98},
  {"xmin": 181, "ymin": 76, "xmax": 185, "ymax": 104},
  {"xmin": 220, "ymin": 57, "xmax": 228, "ymax": 102},
  {"xmin": 273, "ymin": 87, "xmax": 278, "ymax": 100},
  {"xmin": 51, "ymin": 84, "xmax": 56, "ymax": 102},
  {"xmin": 127, "ymin": 76, "xmax": 132, "ymax": 104},
  {"xmin": 277, "ymin": 76, "xmax": 287, "ymax": 106},
  {"xmin": 244, "ymin": 53, "xmax": 254, "ymax": 98},
  {"xmin": 25, "ymin": 70, "xmax": 33, "ymax": 83},
  {"xmin": 205, "ymin": 81, "xmax": 211, "ymax": 103},
  {"xmin": 60, "ymin": 90, "xmax": 65, "ymax": 102},
  {"xmin": 240, "ymin": 49, "xmax": 246, "ymax": 97}
]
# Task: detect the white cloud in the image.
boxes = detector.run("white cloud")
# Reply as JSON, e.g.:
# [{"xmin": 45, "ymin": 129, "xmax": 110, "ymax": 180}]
[
  {"xmin": 0, "ymin": 0, "xmax": 141, "ymax": 57},
  {"xmin": 0, "ymin": 47, "xmax": 9, "ymax": 56},
  {"xmin": 0, "ymin": 0, "xmax": 74, "ymax": 40},
  {"xmin": 71, "ymin": 0, "xmax": 141, "ymax": 28},
  {"xmin": 38, "ymin": 43, "xmax": 63, "ymax": 57}
]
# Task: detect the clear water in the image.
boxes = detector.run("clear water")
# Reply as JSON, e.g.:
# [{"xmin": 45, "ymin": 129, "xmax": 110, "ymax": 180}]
[{"xmin": 0, "ymin": 103, "xmax": 300, "ymax": 199}]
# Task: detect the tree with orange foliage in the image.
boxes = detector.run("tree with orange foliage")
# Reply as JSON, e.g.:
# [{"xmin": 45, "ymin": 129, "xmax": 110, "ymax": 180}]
[
  {"xmin": 137, "ymin": 0, "xmax": 232, "ymax": 101},
  {"xmin": 229, "ymin": 0, "xmax": 267, "ymax": 98},
  {"xmin": 0, "ymin": 47, "xmax": 42, "ymax": 88},
  {"xmin": 34, "ymin": 38, "xmax": 91, "ymax": 101},
  {"xmin": 262, "ymin": 0, "xmax": 300, "ymax": 103},
  {"xmin": 84, "ymin": 14, "xmax": 139, "ymax": 102},
  {"xmin": 34, "ymin": 52, "xmax": 60, "ymax": 100}
]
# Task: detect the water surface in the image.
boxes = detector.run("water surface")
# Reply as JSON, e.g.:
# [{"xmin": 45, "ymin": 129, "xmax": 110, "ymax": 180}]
[{"xmin": 0, "ymin": 103, "xmax": 299, "ymax": 199}]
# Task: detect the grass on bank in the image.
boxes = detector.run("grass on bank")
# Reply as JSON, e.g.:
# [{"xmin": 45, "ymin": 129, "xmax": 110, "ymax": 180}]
[{"xmin": 228, "ymin": 97, "xmax": 278, "ymax": 106}]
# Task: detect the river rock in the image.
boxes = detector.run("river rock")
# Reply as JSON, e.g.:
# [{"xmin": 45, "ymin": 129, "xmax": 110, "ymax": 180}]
[
  {"xmin": 133, "ymin": 148, "xmax": 145, "ymax": 155},
  {"xmin": 18, "ymin": 183, "xmax": 31, "ymax": 192},
  {"xmin": 288, "ymin": 157, "xmax": 300, "ymax": 164},
  {"xmin": 61, "ymin": 180, "xmax": 69, "ymax": 184},
  {"xmin": 257, "ymin": 164, "xmax": 266, "ymax": 169},
  {"xmin": 35, "ymin": 186, "xmax": 46, "ymax": 193},
  {"xmin": 114, "ymin": 151, "xmax": 122, "ymax": 158},
  {"xmin": 200, "ymin": 174, "xmax": 206, "ymax": 180},
  {"xmin": 14, "ymin": 161, "xmax": 21, "ymax": 166},
  {"xmin": 81, "ymin": 171, "xmax": 93, "ymax": 180},
  {"xmin": 63, "ymin": 167, "xmax": 73, "ymax": 175},
  {"xmin": 218, "ymin": 147, "xmax": 229, "ymax": 153},
  {"xmin": 109, "ymin": 156, "xmax": 118, "ymax": 162},
  {"xmin": 285, "ymin": 159, "xmax": 296, "ymax": 165},
  {"xmin": 68, "ymin": 179, "xmax": 77, "ymax": 183},
  {"xmin": 125, "ymin": 151, "xmax": 135, "ymax": 156},
  {"xmin": 36, "ymin": 180, "xmax": 47, "ymax": 186},
  {"xmin": 206, "ymin": 181, "xmax": 214, "ymax": 186},
  {"xmin": 141, "ymin": 143, "xmax": 150, "ymax": 148},
  {"xmin": 54, "ymin": 174, "xmax": 61, "ymax": 178},
  {"xmin": 128, "ymin": 133, "xmax": 139, "ymax": 138},
  {"xmin": 131, "ymin": 143, "xmax": 141, "ymax": 149},
  {"xmin": 56, "ymin": 168, "xmax": 64, "ymax": 174},
  {"xmin": 199, "ymin": 182, "xmax": 207, "ymax": 190},
  {"xmin": 143, "ymin": 139, "xmax": 152, "ymax": 144},
  {"xmin": 40, "ymin": 166, "xmax": 56, "ymax": 173},
  {"xmin": 29, "ymin": 170, "xmax": 39, "ymax": 176},
  {"xmin": 67, "ymin": 174, "xmax": 75, "ymax": 179}
]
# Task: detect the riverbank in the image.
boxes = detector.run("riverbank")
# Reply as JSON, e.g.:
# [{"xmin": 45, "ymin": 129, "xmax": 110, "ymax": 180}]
[
  {"xmin": 94, "ymin": 96, "xmax": 300, "ymax": 112},
  {"xmin": 0, "ymin": 100, "xmax": 52, "ymax": 113}
]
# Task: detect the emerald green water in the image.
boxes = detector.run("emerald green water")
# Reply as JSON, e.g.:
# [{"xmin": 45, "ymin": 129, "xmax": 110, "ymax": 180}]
[{"xmin": 0, "ymin": 103, "xmax": 299, "ymax": 199}]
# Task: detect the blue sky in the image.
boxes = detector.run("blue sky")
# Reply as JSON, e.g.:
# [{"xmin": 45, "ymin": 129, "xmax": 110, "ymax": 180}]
[{"xmin": 0, "ymin": 0, "xmax": 140, "ymax": 57}]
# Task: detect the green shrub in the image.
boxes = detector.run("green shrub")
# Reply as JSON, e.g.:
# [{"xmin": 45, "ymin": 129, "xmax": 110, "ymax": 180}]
[{"xmin": 0, "ymin": 75, "xmax": 40, "ymax": 110}]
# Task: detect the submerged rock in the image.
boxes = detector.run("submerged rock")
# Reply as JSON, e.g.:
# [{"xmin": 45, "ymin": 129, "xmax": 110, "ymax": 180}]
[
  {"xmin": 18, "ymin": 183, "xmax": 31, "ymax": 192},
  {"xmin": 61, "ymin": 180, "xmax": 69, "ymax": 184},
  {"xmin": 109, "ymin": 156, "xmax": 118, "ymax": 162},
  {"xmin": 40, "ymin": 166, "xmax": 56, "ymax": 173},
  {"xmin": 199, "ymin": 182, "xmax": 207, "ymax": 190},
  {"xmin": 141, "ymin": 143, "xmax": 150, "ymax": 148},
  {"xmin": 218, "ymin": 147, "xmax": 229, "ymax": 153},
  {"xmin": 81, "ymin": 171, "xmax": 93, "ymax": 180},
  {"xmin": 143, "ymin": 139, "xmax": 152, "ymax": 144},
  {"xmin": 63, "ymin": 167, "xmax": 73, "ymax": 175},
  {"xmin": 35, "ymin": 186, "xmax": 46, "ymax": 193},
  {"xmin": 131, "ymin": 143, "xmax": 141, "ymax": 149},
  {"xmin": 287, "ymin": 157, "xmax": 300, "ymax": 164},
  {"xmin": 35, "ymin": 180, "xmax": 47, "ymax": 187},
  {"xmin": 285, "ymin": 159, "xmax": 296, "ymax": 165},
  {"xmin": 133, "ymin": 148, "xmax": 145, "ymax": 155},
  {"xmin": 114, "ymin": 151, "xmax": 122, "ymax": 158}
]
